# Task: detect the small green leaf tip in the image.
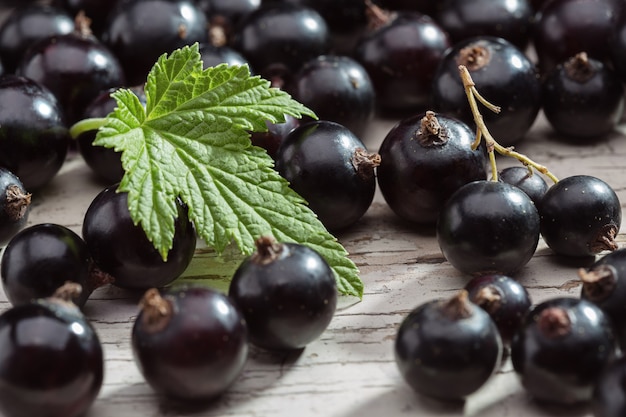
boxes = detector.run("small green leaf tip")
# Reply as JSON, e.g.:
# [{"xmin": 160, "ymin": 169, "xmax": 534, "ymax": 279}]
[{"xmin": 92, "ymin": 43, "xmax": 362, "ymax": 298}]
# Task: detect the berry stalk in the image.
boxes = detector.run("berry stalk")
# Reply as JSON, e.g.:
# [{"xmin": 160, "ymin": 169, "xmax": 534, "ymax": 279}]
[{"xmin": 458, "ymin": 65, "xmax": 559, "ymax": 184}]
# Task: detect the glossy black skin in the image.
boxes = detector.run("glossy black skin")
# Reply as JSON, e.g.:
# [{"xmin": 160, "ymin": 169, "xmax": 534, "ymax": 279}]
[
  {"xmin": 275, "ymin": 121, "xmax": 377, "ymax": 231},
  {"xmin": 268, "ymin": 0, "xmax": 367, "ymax": 34},
  {"xmin": 498, "ymin": 166, "xmax": 548, "ymax": 205},
  {"xmin": 249, "ymin": 114, "xmax": 299, "ymax": 160},
  {"xmin": 286, "ymin": 55, "xmax": 375, "ymax": 138},
  {"xmin": 0, "ymin": 298, "xmax": 103, "ymax": 417},
  {"xmin": 464, "ymin": 274, "xmax": 532, "ymax": 344},
  {"xmin": 592, "ymin": 356, "xmax": 626, "ymax": 417},
  {"xmin": 354, "ymin": 12, "xmax": 450, "ymax": 111},
  {"xmin": 52, "ymin": 0, "xmax": 120, "ymax": 36},
  {"xmin": 0, "ymin": 5, "xmax": 74, "ymax": 73},
  {"xmin": 82, "ymin": 186, "xmax": 197, "ymax": 290},
  {"xmin": 511, "ymin": 297, "xmax": 617, "ymax": 405},
  {"xmin": 579, "ymin": 249, "xmax": 626, "ymax": 346},
  {"xmin": 77, "ymin": 86, "xmax": 146, "ymax": 184},
  {"xmin": 102, "ymin": 0, "xmax": 208, "ymax": 86},
  {"xmin": 432, "ymin": 36, "xmax": 542, "ymax": 147},
  {"xmin": 18, "ymin": 30, "xmax": 126, "ymax": 125},
  {"xmin": 132, "ymin": 286, "xmax": 248, "ymax": 400},
  {"xmin": 0, "ymin": 75, "xmax": 69, "ymax": 190},
  {"xmin": 542, "ymin": 54, "xmax": 624, "ymax": 141},
  {"xmin": 532, "ymin": 0, "xmax": 623, "ymax": 75},
  {"xmin": 538, "ymin": 175, "xmax": 622, "ymax": 257},
  {"xmin": 1, "ymin": 223, "xmax": 92, "ymax": 308},
  {"xmin": 394, "ymin": 294, "xmax": 502, "ymax": 400},
  {"xmin": 199, "ymin": 44, "xmax": 250, "ymax": 70},
  {"xmin": 437, "ymin": 180, "xmax": 541, "ymax": 276},
  {"xmin": 436, "ymin": 0, "xmax": 534, "ymax": 51},
  {"xmin": 377, "ymin": 112, "xmax": 487, "ymax": 225},
  {"xmin": 229, "ymin": 241, "xmax": 338, "ymax": 350},
  {"xmin": 0, "ymin": 168, "xmax": 30, "ymax": 246},
  {"xmin": 231, "ymin": 3, "xmax": 330, "ymax": 79}
]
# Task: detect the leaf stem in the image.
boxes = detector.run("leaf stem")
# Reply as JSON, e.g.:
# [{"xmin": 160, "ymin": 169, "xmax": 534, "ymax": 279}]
[
  {"xmin": 458, "ymin": 65, "xmax": 559, "ymax": 184},
  {"xmin": 69, "ymin": 117, "xmax": 107, "ymax": 139}
]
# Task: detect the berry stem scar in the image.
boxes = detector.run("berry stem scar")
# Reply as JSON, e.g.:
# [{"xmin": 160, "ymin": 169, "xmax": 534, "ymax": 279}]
[{"xmin": 458, "ymin": 65, "xmax": 559, "ymax": 184}]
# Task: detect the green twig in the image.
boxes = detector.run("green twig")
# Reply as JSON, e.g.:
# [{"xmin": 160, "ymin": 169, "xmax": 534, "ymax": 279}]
[{"xmin": 459, "ymin": 65, "xmax": 559, "ymax": 184}]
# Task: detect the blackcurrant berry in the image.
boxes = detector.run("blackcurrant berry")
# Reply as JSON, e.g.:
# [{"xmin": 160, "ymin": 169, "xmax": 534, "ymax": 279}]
[
  {"xmin": 394, "ymin": 290, "xmax": 502, "ymax": 400},
  {"xmin": 353, "ymin": 7, "xmax": 450, "ymax": 111},
  {"xmin": 464, "ymin": 274, "xmax": 532, "ymax": 345},
  {"xmin": 230, "ymin": 3, "xmax": 330, "ymax": 79},
  {"xmin": 0, "ymin": 4, "xmax": 73, "ymax": 73},
  {"xmin": 102, "ymin": 0, "xmax": 209, "ymax": 85},
  {"xmin": 437, "ymin": 180, "xmax": 541, "ymax": 276},
  {"xmin": 0, "ymin": 74, "xmax": 69, "ymax": 190},
  {"xmin": 275, "ymin": 120, "xmax": 380, "ymax": 231},
  {"xmin": 542, "ymin": 52, "xmax": 625, "ymax": 141},
  {"xmin": 432, "ymin": 36, "xmax": 542, "ymax": 147},
  {"xmin": 132, "ymin": 286, "xmax": 248, "ymax": 400},
  {"xmin": 199, "ymin": 43, "xmax": 251, "ymax": 70},
  {"xmin": 82, "ymin": 185, "xmax": 197, "ymax": 290},
  {"xmin": 435, "ymin": 0, "xmax": 535, "ymax": 50},
  {"xmin": 511, "ymin": 297, "xmax": 617, "ymax": 405},
  {"xmin": 249, "ymin": 114, "xmax": 299, "ymax": 160},
  {"xmin": 0, "ymin": 223, "xmax": 102, "ymax": 308},
  {"xmin": 285, "ymin": 55, "xmax": 375, "ymax": 138},
  {"xmin": 17, "ymin": 13, "xmax": 126, "ymax": 125},
  {"xmin": 52, "ymin": 0, "xmax": 119, "ymax": 36},
  {"xmin": 532, "ymin": 0, "xmax": 622, "ymax": 75},
  {"xmin": 228, "ymin": 236, "xmax": 338, "ymax": 351},
  {"xmin": 0, "ymin": 284, "xmax": 104, "ymax": 417},
  {"xmin": 497, "ymin": 166, "xmax": 548, "ymax": 205},
  {"xmin": 538, "ymin": 175, "xmax": 622, "ymax": 258},
  {"xmin": 0, "ymin": 167, "xmax": 30, "ymax": 246},
  {"xmin": 377, "ymin": 111, "xmax": 487, "ymax": 225},
  {"xmin": 578, "ymin": 248, "xmax": 626, "ymax": 346}
]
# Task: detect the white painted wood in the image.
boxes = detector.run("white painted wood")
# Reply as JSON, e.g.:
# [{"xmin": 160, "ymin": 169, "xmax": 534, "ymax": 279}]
[{"xmin": 0, "ymin": 110, "xmax": 622, "ymax": 416}]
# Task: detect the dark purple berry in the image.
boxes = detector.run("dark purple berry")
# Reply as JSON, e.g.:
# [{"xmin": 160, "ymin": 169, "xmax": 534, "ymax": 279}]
[
  {"xmin": 497, "ymin": 166, "xmax": 549, "ymax": 205},
  {"xmin": 286, "ymin": 55, "xmax": 375, "ymax": 138},
  {"xmin": 464, "ymin": 274, "xmax": 532, "ymax": 344},
  {"xmin": 82, "ymin": 185, "xmax": 197, "ymax": 290},
  {"xmin": 1, "ymin": 223, "xmax": 100, "ymax": 308},
  {"xmin": 0, "ymin": 167, "xmax": 30, "ymax": 246},
  {"xmin": 354, "ymin": 7, "xmax": 450, "ymax": 111},
  {"xmin": 435, "ymin": 0, "xmax": 534, "ymax": 50},
  {"xmin": 249, "ymin": 114, "xmax": 299, "ymax": 160},
  {"xmin": 437, "ymin": 180, "xmax": 541, "ymax": 276},
  {"xmin": 0, "ymin": 74, "xmax": 69, "ymax": 190},
  {"xmin": 511, "ymin": 297, "xmax": 617, "ymax": 405},
  {"xmin": 377, "ymin": 111, "xmax": 487, "ymax": 225},
  {"xmin": 578, "ymin": 248, "xmax": 626, "ymax": 347},
  {"xmin": 102, "ymin": 0, "xmax": 209, "ymax": 85},
  {"xmin": 275, "ymin": 120, "xmax": 380, "ymax": 231},
  {"xmin": 542, "ymin": 52, "xmax": 625, "ymax": 141},
  {"xmin": 432, "ymin": 36, "xmax": 542, "ymax": 147},
  {"xmin": 0, "ymin": 285, "xmax": 103, "ymax": 417},
  {"xmin": 231, "ymin": 3, "xmax": 330, "ymax": 79},
  {"xmin": 132, "ymin": 286, "xmax": 248, "ymax": 400},
  {"xmin": 0, "ymin": 5, "xmax": 74, "ymax": 73},
  {"xmin": 228, "ymin": 236, "xmax": 338, "ymax": 351},
  {"xmin": 199, "ymin": 43, "xmax": 251, "ymax": 70},
  {"xmin": 17, "ymin": 13, "xmax": 126, "ymax": 124},
  {"xmin": 538, "ymin": 175, "xmax": 621, "ymax": 258},
  {"xmin": 394, "ymin": 290, "xmax": 503, "ymax": 400},
  {"xmin": 532, "ymin": 0, "xmax": 622, "ymax": 75}
]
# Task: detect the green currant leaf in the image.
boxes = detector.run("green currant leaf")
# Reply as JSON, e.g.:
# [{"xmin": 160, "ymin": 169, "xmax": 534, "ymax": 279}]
[{"xmin": 93, "ymin": 43, "xmax": 363, "ymax": 298}]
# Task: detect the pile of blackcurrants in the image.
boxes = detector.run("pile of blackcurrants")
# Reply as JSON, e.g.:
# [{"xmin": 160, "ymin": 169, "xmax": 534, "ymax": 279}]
[{"xmin": 0, "ymin": 0, "xmax": 626, "ymax": 416}]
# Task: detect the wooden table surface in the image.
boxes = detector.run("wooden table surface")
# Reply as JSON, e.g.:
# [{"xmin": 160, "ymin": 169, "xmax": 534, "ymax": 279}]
[{"xmin": 1, "ymin": 108, "xmax": 624, "ymax": 417}]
